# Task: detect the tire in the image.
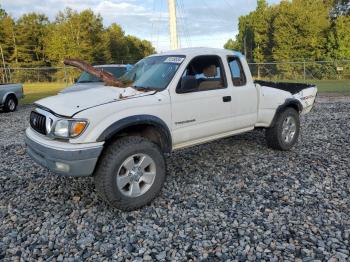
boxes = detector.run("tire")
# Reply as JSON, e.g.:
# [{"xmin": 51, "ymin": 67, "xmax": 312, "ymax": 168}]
[
  {"xmin": 3, "ymin": 95, "xmax": 17, "ymax": 112},
  {"xmin": 94, "ymin": 136, "xmax": 166, "ymax": 211},
  {"xmin": 265, "ymin": 107, "xmax": 300, "ymax": 151}
]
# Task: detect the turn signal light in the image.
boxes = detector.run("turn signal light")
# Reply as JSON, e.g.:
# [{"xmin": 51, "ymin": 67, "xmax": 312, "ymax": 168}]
[{"xmin": 71, "ymin": 121, "xmax": 87, "ymax": 137}]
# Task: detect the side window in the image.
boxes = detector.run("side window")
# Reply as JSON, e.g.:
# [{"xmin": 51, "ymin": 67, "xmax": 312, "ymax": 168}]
[
  {"xmin": 227, "ymin": 57, "xmax": 246, "ymax": 86},
  {"xmin": 177, "ymin": 55, "xmax": 226, "ymax": 93}
]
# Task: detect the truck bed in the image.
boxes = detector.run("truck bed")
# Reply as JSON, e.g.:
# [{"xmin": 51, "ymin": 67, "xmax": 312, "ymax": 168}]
[{"xmin": 255, "ymin": 80, "xmax": 315, "ymax": 95}]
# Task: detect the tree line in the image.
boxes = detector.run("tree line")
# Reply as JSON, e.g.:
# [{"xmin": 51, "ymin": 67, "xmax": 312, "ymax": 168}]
[
  {"xmin": 0, "ymin": 6, "xmax": 155, "ymax": 69},
  {"xmin": 224, "ymin": 0, "xmax": 350, "ymax": 79},
  {"xmin": 225, "ymin": 0, "xmax": 350, "ymax": 62}
]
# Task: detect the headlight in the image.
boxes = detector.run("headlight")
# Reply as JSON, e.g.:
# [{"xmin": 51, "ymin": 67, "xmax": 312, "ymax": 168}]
[
  {"xmin": 53, "ymin": 119, "xmax": 88, "ymax": 138},
  {"xmin": 54, "ymin": 120, "xmax": 69, "ymax": 137}
]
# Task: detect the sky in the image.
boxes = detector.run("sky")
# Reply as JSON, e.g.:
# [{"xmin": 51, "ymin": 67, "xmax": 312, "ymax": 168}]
[{"xmin": 1, "ymin": 0, "xmax": 281, "ymax": 52}]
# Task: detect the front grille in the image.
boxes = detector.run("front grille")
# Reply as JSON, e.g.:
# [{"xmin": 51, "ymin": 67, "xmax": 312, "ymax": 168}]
[{"xmin": 30, "ymin": 111, "xmax": 47, "ymax": 135}]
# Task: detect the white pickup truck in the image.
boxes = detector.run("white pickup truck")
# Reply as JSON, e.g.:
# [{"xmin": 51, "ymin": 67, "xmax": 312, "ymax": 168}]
[{"xmin": 25, "ymin": 48, "xmax": 317, "ymax": 210}]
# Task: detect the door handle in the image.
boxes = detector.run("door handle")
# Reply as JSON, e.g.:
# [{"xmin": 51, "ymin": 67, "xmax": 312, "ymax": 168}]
[{"xmin": 223, "ymin": 96, "xmax": 231, "ymax": 102}]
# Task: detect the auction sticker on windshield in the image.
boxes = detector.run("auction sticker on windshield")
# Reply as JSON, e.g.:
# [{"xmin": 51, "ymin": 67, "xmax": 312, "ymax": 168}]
[{"xmin": 164, "ymin": 57, "xmax": 185, "ymax": 63}]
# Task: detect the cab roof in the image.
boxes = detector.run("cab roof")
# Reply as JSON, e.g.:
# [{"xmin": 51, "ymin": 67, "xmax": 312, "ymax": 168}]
[{"xmin": 155, "ymin": 47, "xmax": 243, "ymax": 58}]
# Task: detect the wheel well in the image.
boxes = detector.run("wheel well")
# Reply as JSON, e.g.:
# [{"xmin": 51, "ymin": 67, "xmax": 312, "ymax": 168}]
[
  {"xmin": 6, "ymin": 93, "xmax": 18, "ymax": 103},
  {"xmin": 270, "ymin": 100, "xmax": 301, "ymax": 127},
  {"xmin": 104, "ymin": 124, "xmax": 171, "ymax": 153},
  {"xmin": 286, "ymin": 103, "xmax": 299, "ymax": 113}
]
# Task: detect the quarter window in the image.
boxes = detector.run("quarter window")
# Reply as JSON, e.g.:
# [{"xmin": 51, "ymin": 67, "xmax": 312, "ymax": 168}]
[{"xmin": 227, "ymin": 57, "xmax": 246, "ymax": 86}]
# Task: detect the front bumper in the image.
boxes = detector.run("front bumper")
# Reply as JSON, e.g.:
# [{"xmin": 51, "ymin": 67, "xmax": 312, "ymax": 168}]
[{"xmin": 25, "ymin": 128, "xmax": 104, "ymax": 177}]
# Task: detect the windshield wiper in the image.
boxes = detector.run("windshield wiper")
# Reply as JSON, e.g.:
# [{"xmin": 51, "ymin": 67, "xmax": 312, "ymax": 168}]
[{"xmin": 132, "ymin": 85, "xmax": 158, "ymax": 91}]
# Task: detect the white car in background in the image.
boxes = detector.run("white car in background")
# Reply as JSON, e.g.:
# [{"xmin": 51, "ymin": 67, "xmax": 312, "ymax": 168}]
[{"xmin": 25, "ymin": 48, "xmax": 317, "ymax": 210}]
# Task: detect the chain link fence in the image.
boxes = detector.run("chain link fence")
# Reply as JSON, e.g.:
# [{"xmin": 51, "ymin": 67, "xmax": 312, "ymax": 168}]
[
  {"xmin": 1, "ymin": 60, "xmax": 350, "ymax": 84},
  {"xmin": 248, "ymin": 60, "xmax": 350, "ymax": 81},
  {"xmin": 0, "ymin": 66, "xmax": 82, "ymax": 84}
]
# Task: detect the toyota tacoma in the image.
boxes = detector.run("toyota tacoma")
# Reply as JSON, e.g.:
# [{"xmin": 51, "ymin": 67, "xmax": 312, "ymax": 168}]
[{"xmin": 25, "ymin": 48, "xmax": 317, "ymax": 210}]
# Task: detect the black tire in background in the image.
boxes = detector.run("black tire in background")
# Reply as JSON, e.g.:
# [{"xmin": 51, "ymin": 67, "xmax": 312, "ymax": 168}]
[
  {"xmin": 3, "ymin": 95, "xmax": 18, "ymax": 112},
  {"xmin": 265, "ymin": 107, "xmax": 300, "ymax": 151},
  {"xmin": 94, "ymin": 136, "xmax": 166, "ymax": 211}
]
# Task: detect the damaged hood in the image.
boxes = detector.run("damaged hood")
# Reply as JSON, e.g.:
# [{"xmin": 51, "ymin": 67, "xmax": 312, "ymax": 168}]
[
  {"xmin": 35, "ymin": 86, "xmax": 154, "ymax": 117},
  {"xmin": 59, "ymin": 82, "xmax": 106, "ymax": 94}
]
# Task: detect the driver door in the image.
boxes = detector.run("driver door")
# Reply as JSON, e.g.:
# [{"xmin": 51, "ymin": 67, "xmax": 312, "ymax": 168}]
[{"xmin": 170, "ymin": 55, "xmax": 234, "ymax": 148}]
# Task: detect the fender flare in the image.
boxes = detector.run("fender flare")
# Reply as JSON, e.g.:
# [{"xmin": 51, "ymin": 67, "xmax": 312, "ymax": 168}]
[
  {"xmin": 1, "ymin": 92, "xmax": 17, "ymax": 105},
  {"xmin": 97, "ymin": 115, "xmax": 172, "ymax": 152},
  {"xmin": 270, "ymin": 98, "xmax": 303, "ymax": 127}
]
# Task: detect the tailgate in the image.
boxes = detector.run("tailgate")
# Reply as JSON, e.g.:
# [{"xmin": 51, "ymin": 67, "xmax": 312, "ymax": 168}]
[{"xmin": 293, "ymin": 86, "xmax": 317, "ymax": 114}]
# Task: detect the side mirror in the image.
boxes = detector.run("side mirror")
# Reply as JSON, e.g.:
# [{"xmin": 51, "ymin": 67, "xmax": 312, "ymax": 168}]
[{"xmin": 178, "ymin": 76, "xmax": 197, "ymax": 93}]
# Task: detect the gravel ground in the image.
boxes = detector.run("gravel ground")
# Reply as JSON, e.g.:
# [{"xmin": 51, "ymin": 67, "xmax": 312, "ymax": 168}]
[{"xmin": 0, "ymin": 100, "xmax": 350, "ymax": 261}]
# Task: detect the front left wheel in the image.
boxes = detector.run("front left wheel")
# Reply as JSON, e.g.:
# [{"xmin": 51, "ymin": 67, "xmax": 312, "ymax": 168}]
[{"xmin": 94, "ymin": 136, "xmax": 166, "ymax": 211}]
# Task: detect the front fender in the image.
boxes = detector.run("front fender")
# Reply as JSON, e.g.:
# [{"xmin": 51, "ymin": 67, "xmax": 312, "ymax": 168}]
[
  {"xmin": 1, "ymin": 92, "xmax": 16, "ymax": 104},
  {"xmin": 96, "ymin": 114, "xmax": 172, "ymax": 152}
]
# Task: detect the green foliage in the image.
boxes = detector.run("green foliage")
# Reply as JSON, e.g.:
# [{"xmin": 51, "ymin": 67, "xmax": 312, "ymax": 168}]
[
  {"xmin": 125, "ymin": 35, "xmax": 155, "ymax": 63},
  {"xmin": 0, "ymin": 6, "xmax": 156, "ymax": 81},
  {"xmin": 103, "ymin": 24, "xmax": 155, "ymax": 64},
  {"xmin": 272, "ymin": 0, "xmax": 330, "ymax": 61},
  {"xmin": 14, "ymin": 13, "xmax": 49, "ymax": 66},
  {"xmin": 226, "ymin": 0, "xmax": 350, "ymax": 79},
  {"xmin": 0, "ymin": 15, "xmax": 15, "ymax": 62},
  {"xmin": 327, "ymin": 15, "xmax": 350, "ymax": 59},
  {"xmin": 233, "ymin": 0, "xmax": 273, "ymax": 62},
  {"xmin": 0, "ymin": 4, "xmax": 6, "ymax": 18},
  {"xmin": 45, "ymin": 8, "xmax": 106, "ymax": 64},
  {"xmin": 224, "ymin": 39, "xmax": 240, "ymax": 50},
  {"xmin": 103, "ymin": 23, "xmax": 128, "ymax": 64},
  {"xmin": 271, "ymin": 0, "xmax": 331, "ymax": 77}
]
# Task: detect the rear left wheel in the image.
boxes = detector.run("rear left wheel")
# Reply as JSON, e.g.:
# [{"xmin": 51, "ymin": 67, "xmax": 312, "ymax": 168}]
[{"xmin": 265, "ymin": 107, "xmax": 300, "ymax": 150}]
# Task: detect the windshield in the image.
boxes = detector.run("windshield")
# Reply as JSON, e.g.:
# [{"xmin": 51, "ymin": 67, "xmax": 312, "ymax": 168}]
[
  {"xmin": 120, "ymin": 55, "xmax": 185, "ymax": 91},
  {"xmin": 77, "ymin": 66, "xmax": 127, "ymax": 83}
]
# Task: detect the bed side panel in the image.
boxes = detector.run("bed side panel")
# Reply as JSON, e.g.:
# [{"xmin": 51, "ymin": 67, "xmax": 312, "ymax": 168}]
[{"xmin": 293, "ymin": 86, "xmax": 318, "ymax": 114}]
